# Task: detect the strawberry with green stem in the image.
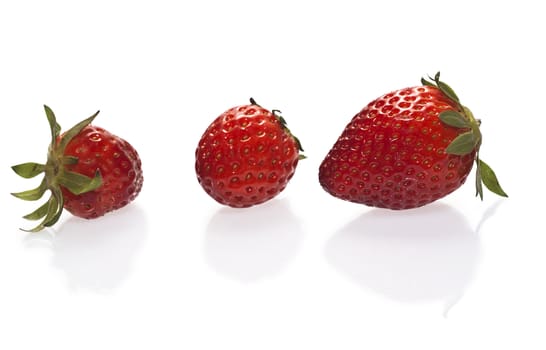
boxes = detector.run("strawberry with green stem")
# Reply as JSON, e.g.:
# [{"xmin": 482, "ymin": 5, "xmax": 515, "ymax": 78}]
[
  {"xmin": 319, "ymin": 72, "xmax": 507, "ymax": 209},
  {"xmin": 421, "ymin": 73, "xmax": 506, "ymax": 200},
  {"xmin": 12, "ymin": 106, "xmax": 143, "ymax": 231},
  {"xmin": 196, "ymin": 98, "xmax": 304, "ymax": 208}
]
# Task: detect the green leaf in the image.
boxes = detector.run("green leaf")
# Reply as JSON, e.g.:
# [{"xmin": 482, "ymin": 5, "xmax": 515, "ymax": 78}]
[
  {"xmin": 22, "ymin": 201, "xmax": 50, "ymax": 220},
  {"xmin": 44, "ymin": 105, "xmax": 61, "ymax": 142},
  {"xmin": 11, "ymin": 178, "xmax": 47, "ymax": 201},
  {"xmin": 475, "ymin": 159, "xmax": 483, "ymax": 200},
  {"xmin": 424, "ymin": 72, "xmax": 460, "ymax": 103},
  {"xmin": 22, "ymin": 195, "xmax": 60, "ymax": 233},
  {"xmin": 62, "ymin": 156, "xmax": 79, "ymax": 165},
  {"xmin": 437, "ymin": 80, "xmax": 460, "ymax": 103},
  {"xmin": 293, "ymin": 135, "xmax": 304, "ymax": 152},
  {"xmin": 439, "ymin": 110, "xmax": 471, "ymax": 128},
  {"xmin": 58, "ymin": 169, "xmax": 102, "ymax": 195},
  {"xmin": 445, "ymin": 131, "xmax": 478, "ymax": 155},
  {"xmin": 57, "ymin": 110, "xmax": 100, "ymax": 152},
  {"xmin": 478, "ymin": 159, "xmax": 508, "ymax": 197},
  {"xmin": 11, "ymin": 162, "xmax": 45, "ymax": 178},
  {"xmin": 19, "ymin": 187, "xmax": 66, "ymax": 232},
  {"xmin": 43, "ymin": 188, "xmax": 64, "ymax": 228},
  {"xmin": 421, "ymin": 77, "xmax": 435, "ymax": 87}
]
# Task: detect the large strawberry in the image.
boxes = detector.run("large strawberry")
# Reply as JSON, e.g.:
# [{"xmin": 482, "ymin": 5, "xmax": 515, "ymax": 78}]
[
  {"xmin": 196, "ymin": 98, "xmax": 304, "ymax": 208},
  {"xmin": 319, "ymin": 73, "xmax": 507, "ymax": 210},
  {"xmin": 12, "ymin": 106, "xmax": 143, "ymax": 231}
]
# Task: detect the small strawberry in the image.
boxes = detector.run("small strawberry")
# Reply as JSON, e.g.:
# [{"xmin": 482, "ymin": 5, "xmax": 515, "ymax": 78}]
[
  {"xmin": 196, "ymin": 98, "xmax": 304, "ymax": 208},
  {"xmin": 12, "ymin": 106, "xmax": 143, "ymax": 231},
  {"xmin": 319, "ymin": 72, "xmax": 507, "ymax": 210}
]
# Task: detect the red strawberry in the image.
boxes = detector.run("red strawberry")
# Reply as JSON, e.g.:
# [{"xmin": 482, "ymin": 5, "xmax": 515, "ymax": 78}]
[
  {"xmin": 196, "ymin": 98, "xmax": 304, "ymax": 208},
  {"xmin": 11, "ymin": 106, "xmax": 143, "ymax": 231},
  {"xmin": 319, "ymin": 73, "xmax": 507, "ymax": 210}
]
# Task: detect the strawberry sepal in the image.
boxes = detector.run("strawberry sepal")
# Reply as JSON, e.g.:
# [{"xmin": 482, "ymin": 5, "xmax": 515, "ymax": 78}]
[
  {"xmin": 250, "ymin": 97, "xmax": 305, "ymax": 154},
  {"xmin": 476, "ymin": 158, "xmax": 508, "ymax": 198},
  {"xmin": 11, "ymin": 106, "xmax": 104, "ymax": 232},
  {"xmin": 11, "ymin": 178, "xmax": 47, "ymax": 201},
  {"xmin": 422, "ymin": 72, "xmax": 508, "ymax": 201},
  {"xmin": 56, "ymin": 110, "xmax": 99, "ymax": 151},
  {"xmin": 58, "ymin": 169, "xmax": 102, "ymax": 195},
  {"xmin": 445, "ymin": 131, "xmax": 479, "ymax": 155},
  {"xmin": 11, "ymin": 162, "xmax": 46, "ymax": 178},
  {"xmin": 22, "ymin": 201, "xmax": 50, "ymax": 220},
  {"xmin": 438, "ymin": 110, "xmax": 471, "ymax": 129}
]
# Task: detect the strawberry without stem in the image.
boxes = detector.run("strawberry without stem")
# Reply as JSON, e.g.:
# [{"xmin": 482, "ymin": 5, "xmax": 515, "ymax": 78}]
[
  {"xmin": 319, "ymin": 73, "xmax": 507, "ymax": 210},
  {"xmin": 196, "ymin": 98, "xmax": 304, "ymax": 208},
  {"xmin": 11, "ymin": 106, "xmax": 143, "ymax": 231}
]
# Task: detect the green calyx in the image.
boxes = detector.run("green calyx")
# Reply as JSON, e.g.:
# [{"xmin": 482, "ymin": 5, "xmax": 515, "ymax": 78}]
[
  {"xmin": 249, "ymin": 97, "xmax": 306, "ymax": 160},
  {"xmin": 11, "ymin": 105, "xmax": 103, "ymax": 232},
  {"xmin": 422, "ymin": 72, "xmax": 508, "ymax": 200}
]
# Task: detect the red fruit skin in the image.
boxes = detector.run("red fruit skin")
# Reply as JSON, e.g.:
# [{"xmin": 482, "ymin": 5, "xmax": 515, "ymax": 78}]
[
  {"xmin": 196, "ymin": 104, "xmax": 300, "ymax": 208},
  {"xmin": 319, "ymin": 86, "xmax": 476, "ymax": 210},
  {"xmin": 60, "ymin": 125, "xmax": 143, "ymax": 218}
]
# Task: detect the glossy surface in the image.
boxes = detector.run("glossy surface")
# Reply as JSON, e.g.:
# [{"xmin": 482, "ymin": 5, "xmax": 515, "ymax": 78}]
[
  {"xmin": 1, "ymin": 1, "xmax": 544, "ymax": 349},
  {"xmin": 319, "ymin": 86, "xmax": 476, "ymax": 209},
  {"xmin": 196, "ymin": 104, "xmax": 300, "ymax": 207},
  {"xmin": 62, "ymin": 125, "xmax": 143, "ymax": 218}
]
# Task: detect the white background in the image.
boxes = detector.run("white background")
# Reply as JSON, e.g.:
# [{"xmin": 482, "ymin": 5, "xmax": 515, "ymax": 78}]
[{"xmin": 1, "ymin": 0, "xmax": 543, "ymax": 349}]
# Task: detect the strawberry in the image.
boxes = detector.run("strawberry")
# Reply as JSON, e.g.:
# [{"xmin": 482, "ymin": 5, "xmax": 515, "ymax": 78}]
[
  {"xmin": 11, "ymin": 106, "xmax": 143, "ymax": 231},
  {"xmin": 195, "ymin": 98, "xmax": 304, "ymax": 208},
  {"xmin": 319, "ymin": 72, "xmax": 507, "ymax": 210}
]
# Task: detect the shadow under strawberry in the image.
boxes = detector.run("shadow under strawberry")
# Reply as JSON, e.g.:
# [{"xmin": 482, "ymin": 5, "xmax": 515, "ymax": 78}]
[
  {"xmin": 203, "ymin": 198, "xmax": 304, "ymax": 283},
  {"xmin": 324, "ymin": 203, "xmax": 481, "ymax": 312},
  {"xmin": 24, "ymin": 204, "xmax": 148, "ymax": 292}
]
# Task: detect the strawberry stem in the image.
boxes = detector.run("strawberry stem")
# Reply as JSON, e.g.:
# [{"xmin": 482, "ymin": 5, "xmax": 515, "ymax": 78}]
[
  {"xmin": 249, "ymin": 97, "xmax": 305, "ymax": 154},
  {"xmin": 423, "ymin": 72, "xmax": 508, "ymax": 200},
  {"xmin": 11, "ymin": 106, "xmax": 103, "ymax": 232}
]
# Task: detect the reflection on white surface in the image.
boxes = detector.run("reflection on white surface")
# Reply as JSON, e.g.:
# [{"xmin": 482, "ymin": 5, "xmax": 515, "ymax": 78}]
[
  {"xmin": 25, "ymin": 205, "xmax": 148, "ymax": 292},
  {"xmin": 325, "ymin": 203, "xmax": 481, "ymax": 312},
  {"xmin": 475, "ymin": 199, "xmax": 504, "ymax": 234},
  {"xmin": 204, "ymin": 198, "xmax": 304, "ymax": 282}
]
